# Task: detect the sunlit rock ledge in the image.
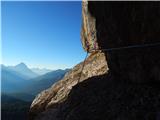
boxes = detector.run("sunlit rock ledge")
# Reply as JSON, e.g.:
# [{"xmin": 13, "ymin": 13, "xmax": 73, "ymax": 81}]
[{"xmin": 29, "ymin": 51, "xmax": 108, "ymax": 119}]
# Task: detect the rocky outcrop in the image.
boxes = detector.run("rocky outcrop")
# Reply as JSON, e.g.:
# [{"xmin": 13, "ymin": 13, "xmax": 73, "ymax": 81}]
[
  {"xmin": 30, "ymin": 1, "xmax": 160, "ymax": 120},
  {"xmin": 29, "ymin": 51, "xmax": 108, "ymax": 119},
  {"xmin": 81, "ymin": 1, "xmax": 99, "ymax": 52}
]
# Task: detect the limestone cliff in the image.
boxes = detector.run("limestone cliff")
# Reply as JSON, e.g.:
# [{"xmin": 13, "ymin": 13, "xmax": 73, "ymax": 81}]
[
  {"xmin": 30, "ymin": 1, "xmax": 160, "ymax": 120},
  {"xmin": 29, "ymin": 51, "xmax": 108, "ymax": 119}
]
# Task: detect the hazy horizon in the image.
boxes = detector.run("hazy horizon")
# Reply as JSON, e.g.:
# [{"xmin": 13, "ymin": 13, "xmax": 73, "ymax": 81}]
[
  {"xmin": 2, "ymin": 1, "xmax": 86, "ymax": 70},
  {"xmin": 1, "ymin": 62, "xmax": 71, "ymax": 70}
]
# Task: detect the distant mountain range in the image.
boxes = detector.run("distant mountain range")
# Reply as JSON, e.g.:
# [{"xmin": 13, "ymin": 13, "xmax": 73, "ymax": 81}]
[
  {"xmin": 31, "ymin": 68, "xmax": 52, "ymax": 75},
  {"xmin": 23, "ymin": 69, "xmax": 70, "ymax": 95},
  {"xmin": 1, "ymin": 63, "xmax": 70, "ymax": 101},
  {"xmin": 1, "ymin": 65, "xmax": 33, "ymax": 93},
  {"xmin": 7, "ymin": 62, "xmax": 39, "ymax": 78}
]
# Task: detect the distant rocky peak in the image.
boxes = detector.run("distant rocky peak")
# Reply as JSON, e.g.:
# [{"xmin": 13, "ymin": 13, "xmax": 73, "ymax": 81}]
[{"xmin": 15, "ymin": 62, "xmax": 28, "ymax": 68}]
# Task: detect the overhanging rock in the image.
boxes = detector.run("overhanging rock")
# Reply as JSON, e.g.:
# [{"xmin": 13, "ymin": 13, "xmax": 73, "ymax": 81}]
[{"xmin": 81, "ymin": 1, "xmax": 160, "ymax": 83}]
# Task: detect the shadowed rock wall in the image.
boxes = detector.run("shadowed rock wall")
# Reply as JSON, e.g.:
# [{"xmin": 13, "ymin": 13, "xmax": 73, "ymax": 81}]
[{"xmin": 81, "ymin": 1, "xmax": 160, "ymax": 83}]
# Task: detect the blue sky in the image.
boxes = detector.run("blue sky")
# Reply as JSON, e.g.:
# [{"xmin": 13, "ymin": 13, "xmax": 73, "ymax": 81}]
[{"xmin": 2, "ymin": 1, "xmax": 86, "ymax": 69}]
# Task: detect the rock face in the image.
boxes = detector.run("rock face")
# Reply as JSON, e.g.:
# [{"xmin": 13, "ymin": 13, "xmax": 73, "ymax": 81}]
[
  {"xmin": 81, "ymin": 1, "xmax": 99, "ymax": 52},
  {"xmin": 29, "ymin": 52, "xmax": 108, "ymax": 119},
  {"xmin": 82, "ymin": 1, "xmax": 160, "ymax": 83},
  {"xmin": 30, "ymin": 1, "xmax": 160, "ymax": 120}
]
